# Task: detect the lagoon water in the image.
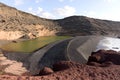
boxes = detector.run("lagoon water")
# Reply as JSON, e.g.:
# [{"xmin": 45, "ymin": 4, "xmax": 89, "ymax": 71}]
[
  {"xmin": 1, "ymin": 36, "xmax": 120, "ymax": 54},
  {"xmin": 0, "ymin": 36, "xmax": 70, "ymax": 53}
]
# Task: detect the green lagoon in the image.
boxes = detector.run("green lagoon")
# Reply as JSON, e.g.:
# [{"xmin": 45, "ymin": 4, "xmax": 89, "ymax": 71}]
[{"xmin": 0, "ymin": 36, "xmax": 70, "ymax": 53}]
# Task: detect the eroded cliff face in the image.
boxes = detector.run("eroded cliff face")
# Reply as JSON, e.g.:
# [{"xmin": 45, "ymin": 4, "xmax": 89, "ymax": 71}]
[
  {"xmin": 0, "ymin": 25, "xmax": 57, "ymax": 40},
  {"xmin": 0, "ymin": 27, "xmax": 57, "ymax": 40},
  {"xmin": 0, "ymin": 31, "xmax": 24, "ymax": 40},
  {"xmin": 0, "ymin": 3, "xmax": 61, "ymax": 40}
]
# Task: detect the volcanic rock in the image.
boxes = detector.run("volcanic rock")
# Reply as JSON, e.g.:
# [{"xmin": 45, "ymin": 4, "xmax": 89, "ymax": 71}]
[
  {"xmin": 53, "ymin": 61, "xmax": 74, "ymax": 71},
  {"xmin": 39, "ymin": 67, "xmax": 54, "ymax": 75},
  {"xmin": 88, "ymin": 50, "xmax": 120, "ymax": 65},
  {"xmin": 1, "ymin": 60, "xmax": 120, "ymax": 80}
]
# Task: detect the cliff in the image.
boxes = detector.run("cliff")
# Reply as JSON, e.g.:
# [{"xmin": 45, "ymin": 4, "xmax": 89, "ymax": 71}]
[{"xmin": 0, "ymin": 3, "xmax": 61, "ymax": 40}]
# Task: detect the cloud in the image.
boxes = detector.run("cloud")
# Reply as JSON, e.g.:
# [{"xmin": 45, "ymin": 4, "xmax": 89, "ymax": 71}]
[
  {"xmin": 28, "ymin": 7, "xmax": 43, "ymax": 15},
  {"xmin": 28, "ymin": 7, "xmax": 35, "ymax": 15},
  {"xmin": 59, "ymin": 0, "xmax": 75, "ymax": 2},
  {"xmin": 28, "ymin": 7, "xmax": 33, "ymax": 11},
  {"xmin": 35, "ymin": 0, "xmax": 42, "ymax": 3},
  {"xmin": 83, "ymin": 10, "xmax": 120, "ymax": 21},
  {"xmin": 83, "ymin": 11, "xmax": 98, "ymax": 18},
  {"xmin": 41, "ymin": 12, "xmax": 55, "ymax": 19},
  {"xmin": 27, "ymin": 7, "xmax": 55, "ymax": 19},
  {"xmin": 38, "ymin": 7, "xmax": 43, "ymax": 12},
  {"xmin": 103, "ymin": 0, "xmax": 118, "ymax": 3},
  {"xmin": 55, "ymin": 5, "xmax": 76, "ymax": 17},
  {"xmin": 59, "ymin": 0, "xmax": 64, "ymax": 2},
  {"xmin": 84, "ymin": 11, "xmax": 108, "ymax": 20},
  {"xmin": 14, "ymin": 0, "xmax": 24, "ymax": 6},
  {"xmin": 69, "ymin": 0, "xmax": 74, "ymax": 2}
]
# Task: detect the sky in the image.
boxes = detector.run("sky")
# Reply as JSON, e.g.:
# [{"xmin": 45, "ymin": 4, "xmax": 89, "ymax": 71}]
[{"xmin": 0, "ymin": 0, "xmax": 120, "ymax": 21}]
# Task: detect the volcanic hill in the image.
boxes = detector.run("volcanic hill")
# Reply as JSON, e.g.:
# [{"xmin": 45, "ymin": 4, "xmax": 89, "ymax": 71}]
[{"xmin": 0, "ymin": 2, "xmax": 120, "ymax": 40}]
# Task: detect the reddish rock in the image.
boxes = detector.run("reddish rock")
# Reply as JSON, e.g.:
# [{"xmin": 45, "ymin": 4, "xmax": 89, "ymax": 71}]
[
  {"xmin": 0, "ymin": 61, "xmax": 120, "ymax": 80},
  {"xmin": 87, "ymin": 62, "xmax": 101, "ymax": 67},
  {"xmin": 39, "ymin": 67, "xmax": 54, "ymax": 75},
  {"xmin": 88, "ymin": 50, "xmax": 120, "ymax": 65},
  {"xmin": 53, "ymin": 61, "xmax": 75, "ymax": 71},
  {"xmin": 1, "ymin": 50, "xmax": 120, "ymax": 80},
  {"xmin": 21, "ymin": 72, "xmax": 32, "ymax": 76}
]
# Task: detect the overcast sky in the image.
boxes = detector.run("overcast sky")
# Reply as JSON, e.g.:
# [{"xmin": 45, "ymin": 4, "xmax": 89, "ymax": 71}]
[{"xmin": 1, "ymin": 0, "xmax": 120, "ymax": 21}]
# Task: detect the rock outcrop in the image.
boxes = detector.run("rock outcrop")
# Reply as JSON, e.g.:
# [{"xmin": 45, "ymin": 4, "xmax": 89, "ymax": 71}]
[
  {"xmin": 87, "ymin": 50, "xmax": 120, "ymax": 65},
  {"xmin": 39, "ymin": 67, "xmax": 54, "ymax": 75},
  {"xmin": 0, "ymin": 3, "xmax": 61, "ymax": 40},
  {"xmin": 0, "ymin": 31, "xmax": 24, "ymax": 40}
]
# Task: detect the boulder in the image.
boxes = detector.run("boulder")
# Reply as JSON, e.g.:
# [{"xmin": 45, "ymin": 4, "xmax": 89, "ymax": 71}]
[
  {"xmin": 39, "ymin": 67, "xmax": 54, "ymax": 75},
  {"xmin": 88, "ymin": 50, "xmax": 120, "ymax": 65}
]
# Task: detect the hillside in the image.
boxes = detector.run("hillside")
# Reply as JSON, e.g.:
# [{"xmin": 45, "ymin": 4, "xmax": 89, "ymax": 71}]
[
  {"xmin": 56, "ymin": 16, "xmax": 120, "ymax": 36},
  {"xmin": 0, "ymin": 2, "xmax": 120, "ymax": 40},
  {"xmin": 0, "ymin": 3, "xmax": 61, "ymax": 40}
]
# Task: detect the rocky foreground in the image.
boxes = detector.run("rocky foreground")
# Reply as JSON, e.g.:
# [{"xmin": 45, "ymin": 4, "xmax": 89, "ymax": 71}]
[{"xmin": 0, "ymin": 49, "xmax": 120, "ymax": 80}]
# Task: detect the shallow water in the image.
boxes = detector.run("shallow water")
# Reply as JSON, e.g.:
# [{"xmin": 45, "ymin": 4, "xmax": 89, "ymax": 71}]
[{"xmin": 0, "ymin": 36, "xmax": 70, "ymax": 53}]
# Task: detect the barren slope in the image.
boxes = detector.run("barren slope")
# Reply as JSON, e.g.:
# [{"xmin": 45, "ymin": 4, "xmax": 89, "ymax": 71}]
[
  {"xmin": 0, "ymin": 3, "xmax": 61, "ymax": 40},
  {"xmin": 56, "ymin": 16, "xmax": 120, "ymax": 36},
  {"xmin": 1, "ymin": 2, "xmax": 120, "ymax": 39}
]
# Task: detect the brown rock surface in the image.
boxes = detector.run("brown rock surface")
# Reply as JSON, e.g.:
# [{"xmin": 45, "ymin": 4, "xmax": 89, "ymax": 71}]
[
  {"xmin": 0, "ymin": 61, "xmax": 120, "ymax": 80},
  {"xmin": 39, "ymin": 67, "xmax": 54, "ymax": 75},
  {"xmin": 0, "ymin": 49, "xmax": 120, "ymax": 80},
  {"xmin": 88, "ymin": 49, "xmax": 120, "ymax": 65},
  {"xmin": 0, "ymin": 50, "xmax": 120, "ymax": 80}
]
